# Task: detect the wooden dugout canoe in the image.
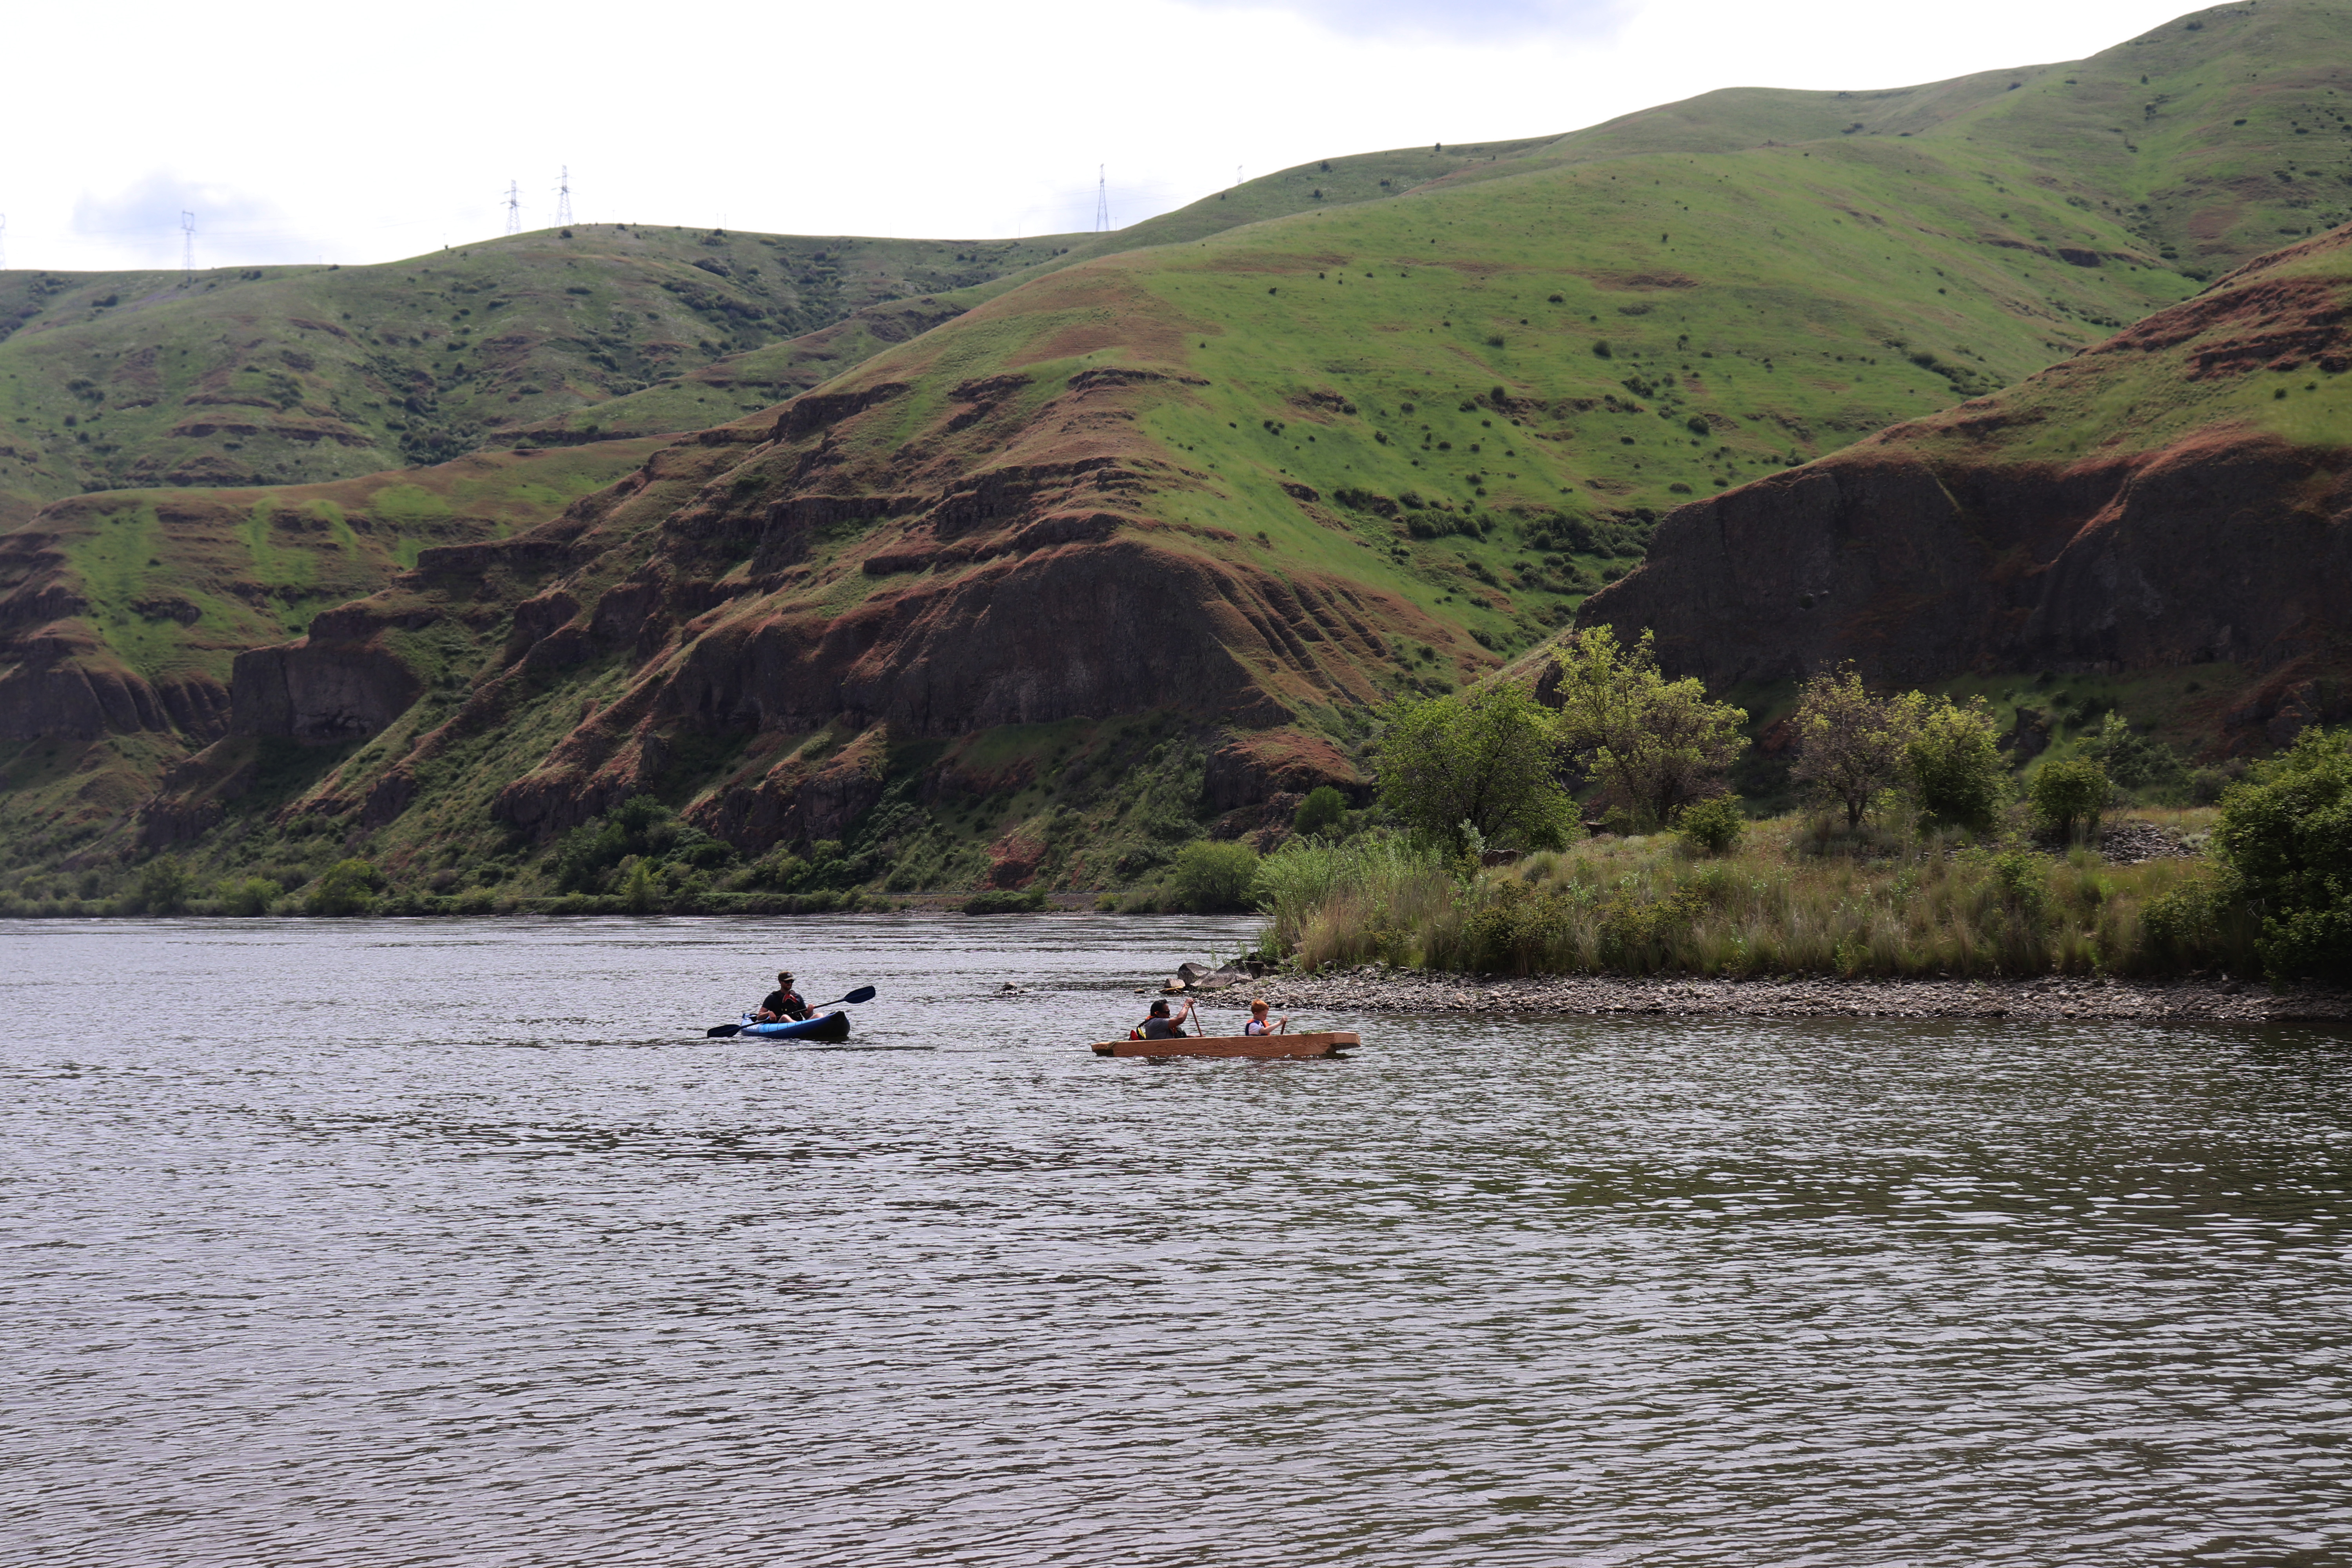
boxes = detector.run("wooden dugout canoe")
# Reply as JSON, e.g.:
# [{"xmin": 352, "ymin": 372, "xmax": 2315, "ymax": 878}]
[{"xmin": 1089, "ymin": 1031, "xmax": 1360, "ymax": 1060}]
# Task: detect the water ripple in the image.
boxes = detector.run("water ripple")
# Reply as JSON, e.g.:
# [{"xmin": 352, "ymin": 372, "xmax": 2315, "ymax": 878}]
[{"xmin": 3, "ymin": 915, "xmax": 2350, "ymax": 1565}]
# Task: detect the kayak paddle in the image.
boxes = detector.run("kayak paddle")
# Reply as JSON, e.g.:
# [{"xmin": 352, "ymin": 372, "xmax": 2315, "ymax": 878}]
[{"xmin": 704, "ymin": 985, "xmax": 878, "ymax": 1037}]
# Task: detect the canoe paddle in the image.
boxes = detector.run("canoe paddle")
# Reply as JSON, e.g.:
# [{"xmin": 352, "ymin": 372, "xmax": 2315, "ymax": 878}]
[{"xmin": 704, "ymin": 985, "xmax": 877, "ymax": 1037}]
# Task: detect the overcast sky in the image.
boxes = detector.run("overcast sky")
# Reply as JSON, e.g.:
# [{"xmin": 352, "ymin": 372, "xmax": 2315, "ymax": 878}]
[{"xmin": 3, "ymin": 0, "xmax": 2202, "ymax": 273}]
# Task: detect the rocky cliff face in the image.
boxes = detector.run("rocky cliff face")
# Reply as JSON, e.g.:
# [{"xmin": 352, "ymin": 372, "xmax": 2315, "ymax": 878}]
[
  {"xmin": 419, "ymin": 367, "xmax": 1410, "ymax": 848},
  {"xmin": 1579, "ymin": 229, "xmax": 2352, "ymax": 695},
  {"xmin": 1580, "ymin": 434, "xmax": 2352, "ymax": 685}
]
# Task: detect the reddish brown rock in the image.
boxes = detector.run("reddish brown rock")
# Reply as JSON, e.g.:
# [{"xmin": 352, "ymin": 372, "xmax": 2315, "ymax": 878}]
[
  {"xmin": 1203, "ymin": 730, "xmax": 1367, "ymax": 813},
  {"xmin": 1580, "ymin": 232, "xmax": 2352, "ymax": 690},
  {"xmin": 688, "ymin": 728, "xmax": 891, "ymax": 851}
]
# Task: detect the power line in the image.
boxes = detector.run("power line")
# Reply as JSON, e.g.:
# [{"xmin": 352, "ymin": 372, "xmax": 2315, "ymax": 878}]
[
  {"xmin": 181, "ymin": 211, "xmax": 195, "ymax": 279},
  {"xmin": 1095, "ymin": 164, "xmax": 1110, "ymax": 233},
  {"xmin": 503, "ymin": 180, "xmax": 522, "ymax": 236},
  {"xmin": 554, "ymin": 166, "xmax": 573, "ymax": 227}
]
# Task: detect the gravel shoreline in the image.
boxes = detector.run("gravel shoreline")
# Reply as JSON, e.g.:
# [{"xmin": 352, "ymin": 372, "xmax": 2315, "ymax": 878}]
[{"xmin": 1185, "ymin": 969, "xmax": 2352, "ymax": 1024}]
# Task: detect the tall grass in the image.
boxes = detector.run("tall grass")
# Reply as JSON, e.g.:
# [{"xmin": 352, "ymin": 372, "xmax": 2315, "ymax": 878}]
[
  {"xmin": 1251, "ymin": 833, "xmax": 1457, "ymax": 969},
  {"xmin": 1256, "ymin": 817, "xmax": 2258, "ymax": 979}
]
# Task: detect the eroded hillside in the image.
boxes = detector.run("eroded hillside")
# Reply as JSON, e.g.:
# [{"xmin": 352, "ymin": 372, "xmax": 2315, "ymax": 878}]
[
  {"xmin": 1576, "ymin": 224, "xmax": 2352, "ymax": 756},
  {"xmin": 13, "ymin": 0, "xmax": 2352, "ymax": 905}
]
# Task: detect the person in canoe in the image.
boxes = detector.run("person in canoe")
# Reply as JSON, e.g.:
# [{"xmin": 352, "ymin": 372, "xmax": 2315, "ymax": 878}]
[
  {"xmin": 1243, "ymin": 999, "xmax": 1290, "ymax": 1036},
  {"xmin": 1134, "ymin": 998, "xmax": 1196, "ymax": 1040},
  {"xmin": 754, "ymin": 971, "xmax": 811, "ymax": 1023}
]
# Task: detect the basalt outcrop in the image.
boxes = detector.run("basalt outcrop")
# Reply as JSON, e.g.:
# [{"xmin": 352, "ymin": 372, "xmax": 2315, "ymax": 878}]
[
  {"xmin": 466, "ymin": 363, "xmax": 1432, "ymax": 848},
  {"xmin": 1579, "ymin": 229, "xmax": 2352, "ymax": 702}
]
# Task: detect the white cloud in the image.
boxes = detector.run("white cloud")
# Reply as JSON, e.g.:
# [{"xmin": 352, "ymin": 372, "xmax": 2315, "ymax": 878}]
[
  {"xmin": 0, "ymin": 0, "xmax": 2207, "ymax": 272},
  {"xmin": 69, "ymin": 172, "xmax": 318, "ymax": 270},
  {"xmin": 1172, "ymin": 0, "xmax": 1635, "ymax": 44}
]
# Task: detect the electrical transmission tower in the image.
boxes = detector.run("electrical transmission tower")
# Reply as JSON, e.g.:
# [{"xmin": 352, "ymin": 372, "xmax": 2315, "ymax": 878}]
[
  {"xmin": 181, "ymin": 211, "xmax": 196, "ymax": 279},
  {"xmin": 504, "ymin": 180, "xmax": 523, "ymax": 235},
  {"xmin": 554, "ymin": 166, "xmax": 573, "ymax": 227},
  {"xmin": 1094, "ymin": 165, "xmax": 1110, "ymax": 233}
]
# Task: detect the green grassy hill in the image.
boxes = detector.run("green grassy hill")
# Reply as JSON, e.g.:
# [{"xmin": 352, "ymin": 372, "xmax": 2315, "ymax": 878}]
[
  {"xmin": 0, "ymin": 146, "xmax": 1559, "ymax": 532},
  {"xmin": 1408, "ymin": 0, "xmax": 2352, "ymax": 271},
  {"xmin": 521, "ymin": 138, "xmax": 1592, "ymax": 443},
  {"xmin": 0, "ymin": 437, "xmax": 663, "ymax": 856},
  {"xmin": 16, "ymin": 0, "xmax": 2352, "ymax": 907},
  {"xmin": 0, "ymin": 225, "xmax": 1088, "ymax": 529}
]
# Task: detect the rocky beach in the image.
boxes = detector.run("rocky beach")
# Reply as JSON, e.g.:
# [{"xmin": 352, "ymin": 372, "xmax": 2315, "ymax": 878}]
[{"xmin": 1180, "ymin": 967, "xmax": 2352, "ymax": 1025}]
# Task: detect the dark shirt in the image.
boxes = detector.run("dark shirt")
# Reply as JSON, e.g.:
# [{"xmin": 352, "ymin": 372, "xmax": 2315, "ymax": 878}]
[
  {"xmin": 760, "ymin": 988, "xmax": 808, "ymax": 1020},
  {"xmin": 1139, "ymin": 1016, "xmax": 1187, "ymax": 1039}
]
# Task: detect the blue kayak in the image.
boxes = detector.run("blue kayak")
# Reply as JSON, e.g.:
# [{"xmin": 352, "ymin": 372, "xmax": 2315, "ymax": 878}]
[{"xmin": 736, "ymin": 1011, "xmax": 851, "ymax": 1043}]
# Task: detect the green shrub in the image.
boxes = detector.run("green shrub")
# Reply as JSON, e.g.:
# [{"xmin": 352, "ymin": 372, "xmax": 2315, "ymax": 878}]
[
  {"xmin": 1677, "ymin": 796, "xmax": 1746, "ymax": 855},
  {"xmin": 1597, "ymin": 884, "xmax": 1707, "ymax": 970},
  {"xmin": 2211, "ymin": 727, "xmax": 2352, "ymax": 981},
  {"xmin": 1292, "ymin": 785, "xmax": 1349, "ymax": 838},
  {"xmin": 306, "ymin": 859, "xmax": 384, "ymax": 916},
  {"xmin": 963, "ymin": 888, "xmax": 1047, "ymax": 914},
  {"xmin": 1169, "ymin": 840, "xmax": 1262, "ymax": 913},
  {"xmin": 137, "ymin": 856, "xmax": 191, "ymax": 915},
  {"xmin": 220, "ymin": 876, "xmax": 279, "ymax": 917},
  {"xmin": 2139, "ymin": 871, "xmax": 2256, "ymax": 973},
  {"xmin": 551, "ymin": 795, "xmax": 735, "ymax": 893},
  {"xmin": 1907, "ymin": 697, "xmax": 2007, "ymax": 831},
  {"xmin": 1990, "ymin": 848, "xmax": 2051, "ymax": 926},
  {"xmin": 2031, "ymin": 757, "xmax": 2111, "ymax": 841},
  {"xmin": 2080, "ymin": 712, "xmax": 2188, "ymax": 799},
  {"xmin": 621, "ymin": 858, "xmax": 659, "ymax": 914}
]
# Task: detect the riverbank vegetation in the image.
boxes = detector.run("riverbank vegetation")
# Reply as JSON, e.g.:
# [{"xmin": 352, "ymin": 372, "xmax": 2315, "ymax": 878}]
[
  {"xmin": 1245, "ymin": 678, "xmax": 2350, "ymax": 984},
  {"xmin": 1238, "ymin": 634, "xmax": 2349, "ymax": 985},
  {"xmin": 1248, "ymin": 813, "xmax": 2251, "ymax": 980}
]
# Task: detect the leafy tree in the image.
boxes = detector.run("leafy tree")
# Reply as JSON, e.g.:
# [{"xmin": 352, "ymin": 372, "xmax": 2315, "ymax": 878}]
[
  {"xmin": 2211, "ymin": 727, "xmax": 2352, "ymax": 981},
  {"xmin": 2031, "ymin": 756, "xmax": 2110, "ymax": 842},
  {"xmin": 1169, "ymin": 840, "xmax": 1263, "ymax": 913},
  {"xmin": 306, "ymin": 859, "xmax": 384, "ymax": 916},
  {"xmin": 2032, "ymin": 762, "xmax": 2107, "ymax": 846},
  {"xmin": 1676, "ymin": 795, "xmax": 1746, "ymax": 855},
  {"xmin": 2080, "ymin": 711, "xmax": 2188, "ymax": 798},
  {"xmin": 1292, "ymin": 785, "xmax": 1349, "ymax": 839},
  {"xmin": 1549, "ymin": 627, "xmax": 1748, "ymax": 829},
  {"xmin": 138, "ymin": 855, "xmax": 191, "ymax": 915},
  {"xmin": 1374, "ymin": 684, "xmax": 1575, "ymax": 852},
  {"xmin": 1791, "ymin": 668, "xmax": 1924, "ymax": 828},
  {"xmin": 1906, "ymin": 697, "xmax": 2008, "ymax": 831},
  {"xmin": 621, "ymin": 858, "xmax": 659, "ymax": 914}
]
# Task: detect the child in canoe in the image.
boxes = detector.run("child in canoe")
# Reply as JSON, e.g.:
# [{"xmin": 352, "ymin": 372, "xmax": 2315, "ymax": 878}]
[{"xmin": 1243, "ymin": 999, "xmax": 1290, "ymax": 1036}]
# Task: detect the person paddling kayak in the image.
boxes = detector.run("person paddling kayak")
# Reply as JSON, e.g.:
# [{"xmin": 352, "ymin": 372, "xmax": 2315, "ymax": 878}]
[
  {"xmin": 754, "ymin": 971, "xmax": 810, "ymax": 1023},
  {"xmin": 1134, "ymin": 998, "xmax": 1196, "ymax": 1040}
]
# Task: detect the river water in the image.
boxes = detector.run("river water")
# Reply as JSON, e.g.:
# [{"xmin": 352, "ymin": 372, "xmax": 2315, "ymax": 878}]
[{"xmin": 4, "ymin": 914, "xmax": 2350, "ymax": 1566}]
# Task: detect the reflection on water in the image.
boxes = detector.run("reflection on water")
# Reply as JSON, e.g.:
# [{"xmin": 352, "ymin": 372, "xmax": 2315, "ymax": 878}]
[{"xmin": 4, "ymin": 915, "xmax": 2350, "ymax": 1566}]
